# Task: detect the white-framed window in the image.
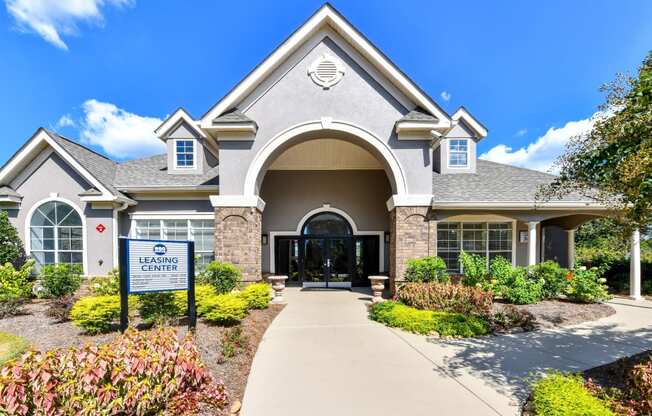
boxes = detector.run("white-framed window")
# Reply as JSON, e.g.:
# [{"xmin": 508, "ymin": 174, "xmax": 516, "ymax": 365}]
[
  {"xmin": 133, "ymin": 218, "xmax": 215, "ymax": 267},
  {"xmin": 448, "ymin": 139, "xmax": 469, "ymax": 167},
  {"xmin": 29, "ymin": 200, "xmax": 83, "ymax": 270},
  {"xmin": 175, "ymin": 139, "xmax": 195, "ymax": 168},
  {"xmin": 437, "ymin": 222, "xmax": 513, "ymax": 272}
]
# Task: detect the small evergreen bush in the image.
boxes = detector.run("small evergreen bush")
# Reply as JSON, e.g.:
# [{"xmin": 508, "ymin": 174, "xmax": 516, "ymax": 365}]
[
  {"xmin": 70, "ymin": 295, "xmax": 123, "ymax": 334},
  {"xmin": 404, "ymin": 256, "xmax": 450, "ymax": 283},
  {"xmin": 88, "ymin": 269, "xmax": 119, "ymax": 295},
  {"xmin": 0, "ymin": 211, "xmax": 26, "ymax": 268},
  {"xmin": 490, "ymin": 257, "xmax": 544, "ymax": 305},
  {"xmin": 39, "ymin": 263, "xmax": 82, "ymax": 298},
  {"xmin": 369, "ymin": 301, "xmax": 489, "ymax": 337},
  {"xmin": 0, "ymin": 261, "xmax": 33, "ymax": 302},
  {"xmin": 198, "ymin": 293, "xmax": 248, "ymax": 325},
  {"xmin": 532, "ymin": 372, "xmax": 614, "ymax": 416},
  {"xmin": 173, "ymin": 284, "xmax": 219, "ymax": 314},
  {"xmin": 459, "ymin": 252, "xmax": 492, "ymax": 289},
  {"xmin": 197, "ymin": 261, "xmax": 242, "ymax": 294},
  {"xmin": 239, "ymin": 283, "xmax": 271, "ymax": 309},
  {"xmin": 138, "ymin": 292, "xmax": 183, "ymax": 324},
  {"xmin": 530, "ymin": 261, "xmax": 569, "ymax": 299}
]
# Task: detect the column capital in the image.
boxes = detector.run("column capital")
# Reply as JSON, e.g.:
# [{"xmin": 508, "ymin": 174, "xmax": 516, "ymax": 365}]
[
  {"xmin": 210, "ymin": 195, "xmax": 266, "ymax": 212},
  {"xmin": 527, "ymin": 221, "xmax": 539, "ymax": 229}
]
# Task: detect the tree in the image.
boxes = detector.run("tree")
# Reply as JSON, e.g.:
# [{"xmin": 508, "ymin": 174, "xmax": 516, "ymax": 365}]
[
  {"xmin": 539, "ymin": 51, "xmax": 652, "ymax": 233},
  {"xmin": 0, "ymin": 210, "xmax": 26, "ymax": 267}
]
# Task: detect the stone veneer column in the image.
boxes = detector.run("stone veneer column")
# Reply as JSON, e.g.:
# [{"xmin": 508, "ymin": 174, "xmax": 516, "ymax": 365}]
[
  {"xmin": 214, "ymin": 206, "xmax": 262, "ymax": 282},
  {"xmin": 389, "ymin": 206, "xmax": 433, "ymax": 294}
]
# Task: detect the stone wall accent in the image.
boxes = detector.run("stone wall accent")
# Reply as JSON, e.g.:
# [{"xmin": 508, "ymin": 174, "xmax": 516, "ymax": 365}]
[
  {"xmin": 389, "ymin": 206, "xmax": 434, "ymax": 293},
  {"xmin": 214, "ymin": 207, "xmax": 262, "ymax": 281}
]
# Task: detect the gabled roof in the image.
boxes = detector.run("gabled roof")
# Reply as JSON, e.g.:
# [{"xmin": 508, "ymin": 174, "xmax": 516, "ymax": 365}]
[
  {"xmin": 212, "ymin": 109, "xmax": 256, "ymax": 124},
  {"xmin": 451, "ymin": 107, "xmax": 488, "ymax": 139},
  {"xmin": 200, "ymin": 3, "xmax": 451, "ymax": 129},
  {"xmin": 432, "ymin": 159, "xmax": 601, "ymax": 208},
  {"xmin": 0, "ymin": 186, "xmax": 21, "ymax": 198},
  {"xmin": 398, "ymin": 108, "xmax": 438, "ymax": 122},
  {"xmin": 113, "ymin": 154, "xmax": 219, "ymax": 189},
  {"xmin": 155, "ymin": 108, "xmax": 206, "ymax": 140}
]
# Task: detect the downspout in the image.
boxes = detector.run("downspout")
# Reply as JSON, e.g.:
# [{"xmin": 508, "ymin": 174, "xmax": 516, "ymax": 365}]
[{"xmin": 112, "ymin": 201, "xmax": 130, "ymax": 269}]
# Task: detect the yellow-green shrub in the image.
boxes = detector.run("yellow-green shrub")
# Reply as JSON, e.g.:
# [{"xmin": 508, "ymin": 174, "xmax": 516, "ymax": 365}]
[
  {"xmin": 532, "ymin": 372, "xmax": 614, "ymax": 416},
  {"xmin": 239, "ymin": 283, "xmax": 271, "ymax": 309},
  {"xmin": 197, "ymin": 293, "xmax": 248, "ymax": 325},
  {"xmin": 173, "ymin": 284, "xmax": 218, "ymax": 314},
  {"xmin": 70, "ymin": 295, "xmax": 136, "ymax": 334}
]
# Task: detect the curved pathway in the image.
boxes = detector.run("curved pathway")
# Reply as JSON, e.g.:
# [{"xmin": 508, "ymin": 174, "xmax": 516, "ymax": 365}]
[{"xmin": 242, "ymin": 289, "xmax": 652, "ymax": 416}]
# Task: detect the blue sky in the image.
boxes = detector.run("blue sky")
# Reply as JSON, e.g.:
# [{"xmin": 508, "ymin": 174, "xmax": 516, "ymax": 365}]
[{"xmin": 1, "ymin": 0, "xmax": 651, "ymax": 171}]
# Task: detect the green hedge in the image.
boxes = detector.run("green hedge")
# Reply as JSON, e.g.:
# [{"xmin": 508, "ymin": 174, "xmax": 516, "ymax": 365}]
[
  {"xmin": 532, "ymin": 372, "xmax": 614, "ymax": 416},
  {"xmin": 239, "ymin": 283, "xmax": 271, "ymax": 310},
  {"xmin": 369, "ymin": 301, "xmax": 489, "ymax": 337},
  {"xmin": 197, "ymin": 293, "xmax": 248, "ymax": 325}
]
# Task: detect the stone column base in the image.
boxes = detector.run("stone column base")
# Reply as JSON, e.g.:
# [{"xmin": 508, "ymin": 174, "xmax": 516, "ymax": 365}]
[{"xmin": 214, "ymin": 206, "xmax": 262, "ymax": 282}]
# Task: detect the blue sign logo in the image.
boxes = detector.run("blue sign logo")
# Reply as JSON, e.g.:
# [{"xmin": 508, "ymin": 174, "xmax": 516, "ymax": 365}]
[{"xmin": 153, "ymin": 244, "xmax": 167, "ymax": 256}]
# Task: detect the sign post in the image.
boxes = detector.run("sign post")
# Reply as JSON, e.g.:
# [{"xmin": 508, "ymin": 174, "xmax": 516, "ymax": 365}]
[{"xmin": 118, "ymin": 237, "xmax": 196, "ymax": 332}]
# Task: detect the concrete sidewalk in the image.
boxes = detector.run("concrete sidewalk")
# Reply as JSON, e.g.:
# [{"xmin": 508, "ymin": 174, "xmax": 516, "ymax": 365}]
[{"xmin": 241, "ymin": 289, "xmax": 652, "ymax": 416}]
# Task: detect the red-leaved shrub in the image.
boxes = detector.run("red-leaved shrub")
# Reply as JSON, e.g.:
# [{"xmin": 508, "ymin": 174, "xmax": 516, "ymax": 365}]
[
  {"xmin": 0, "ymin": 328, "xmax": 227, "ymax": 415},
  {"xmin": 396, "ymin": 282, "xmax": 493, "ymax": 316},
  {"xmin": 628, "ymin": 359, "xmax": 652, "ymax": 414}
]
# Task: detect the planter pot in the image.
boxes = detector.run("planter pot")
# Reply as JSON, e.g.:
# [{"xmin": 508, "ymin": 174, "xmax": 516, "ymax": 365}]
[
  {"xmin": 268, "ymin": 275, "xmax": 288, "ymax": 304},
  {"xmin": 368, "ymin": 275, "xmax": 388, "ymax": 303}
]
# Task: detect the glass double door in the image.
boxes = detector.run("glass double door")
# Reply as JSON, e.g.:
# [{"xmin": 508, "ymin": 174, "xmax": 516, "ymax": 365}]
[{"xmin": 302, "ymin": 238, "xmax": 353, "ymax": 287}]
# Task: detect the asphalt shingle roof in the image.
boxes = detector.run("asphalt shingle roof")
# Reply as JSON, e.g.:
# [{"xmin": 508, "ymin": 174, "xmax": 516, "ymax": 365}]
[
  {"xmin": 212, "ymin": 109, "xmax": 256, "ymax": 124},
  {"xmin": 0, "ymin": 186, "xmax": 21, "ymax": 198},
  {"xmin": 113, "ymin": 154, "xmax": 219, "ymax": 188},
  {"xmin": 398, "ymin": 108, "xmax": 438, "ymax": 122},
  {"xmin": 432, "ymin": 159, "xmax": 595, "ymax": 203}
]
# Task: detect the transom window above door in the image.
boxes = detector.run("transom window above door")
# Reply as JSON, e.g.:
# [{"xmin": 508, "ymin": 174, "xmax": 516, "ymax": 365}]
[
  {"xmin": 301, "ymin": 212, "xmax": 352, "ymax": 236},
  {"xmin": 29, "ymin": 200, "xmax": 83, "ymax": 271},
  {"xmin": 448, "ymin": 139, "xmax": 469, "ymax": 167},
  {"xmin": 175, "ymin": 140, "xmax": 195, "ymax": 168}
]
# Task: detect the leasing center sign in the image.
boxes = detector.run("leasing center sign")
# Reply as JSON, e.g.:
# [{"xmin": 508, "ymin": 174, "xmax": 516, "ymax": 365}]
[{"xmin": 125, "ymin": 239, "xmax": 191, "ymax": 293}]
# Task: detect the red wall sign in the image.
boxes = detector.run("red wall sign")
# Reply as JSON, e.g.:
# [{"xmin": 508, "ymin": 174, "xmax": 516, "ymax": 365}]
[{"xmin": 96, "ymin": 224, "xmax": 106, "ymax": 233}]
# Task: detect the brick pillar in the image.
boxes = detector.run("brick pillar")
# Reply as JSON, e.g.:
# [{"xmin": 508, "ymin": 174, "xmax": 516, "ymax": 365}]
[
  {"xmin": 214, "ymin": 206, "xmax": 262, "ymax": 282},
  {"xmin": 389, "ymin": 206, "xmax": 431, "ymax": 294}
]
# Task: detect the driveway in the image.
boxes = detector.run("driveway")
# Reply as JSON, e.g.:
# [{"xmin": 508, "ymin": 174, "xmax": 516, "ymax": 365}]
[{"xmin": 242, "ymin": 289, "xmax": 652, "ymax": 416}]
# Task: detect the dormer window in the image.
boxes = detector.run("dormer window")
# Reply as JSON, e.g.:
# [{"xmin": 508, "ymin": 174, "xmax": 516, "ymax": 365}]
[
  {"xmin": 448, "ymin": 139, "xmax": 469, "ymax": 168},
  {"xmin": 175, "ymin": 139, "xmax": 195, "ymax": 168}
]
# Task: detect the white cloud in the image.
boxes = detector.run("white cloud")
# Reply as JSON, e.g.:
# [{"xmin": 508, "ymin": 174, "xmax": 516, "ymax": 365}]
[
  {"xmin": 5, "ymin": 0, "xmax": 132, "ymax": 50},
  {"xmin": 480, "ymin": 113, "xmax": 602, "ymax": 173},
  {"xmin": 515, "ymin": 128, "xmax": 527, "ymax": 137},
  {"xmin": 80, "ymin": 99, "xmax": 165, "ymax": 159},
  {"xmin": 55, "ymin": 114, "xmax": 75, "ymax": 128},
  {"xmin": 440, "ymin": 91, "xmax": 451, "ymax": 102}
]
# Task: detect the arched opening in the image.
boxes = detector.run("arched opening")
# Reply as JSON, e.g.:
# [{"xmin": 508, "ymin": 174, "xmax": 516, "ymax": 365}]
[
  {"xmin": 28, "ymin": 199, "xmax": 84, "ymax": 272},
  {"xmin": 259, "ymin": 128, "xmax": 393, "ymax": 288}
]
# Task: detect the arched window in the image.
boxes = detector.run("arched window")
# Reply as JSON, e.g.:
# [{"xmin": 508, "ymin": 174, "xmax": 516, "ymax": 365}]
[
  {"xmin": 301, "ymin": 212, "xmax": 352, "ymax": 237},
  {"xmin": 29, "ymin": 200, "xmax": 83, "ymax": 269}
]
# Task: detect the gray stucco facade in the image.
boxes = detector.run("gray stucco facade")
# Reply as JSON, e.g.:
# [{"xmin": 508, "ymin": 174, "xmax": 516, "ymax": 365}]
[{"xmin": 0, "ymin": 3, "xmax": 610, "ymax": 290}]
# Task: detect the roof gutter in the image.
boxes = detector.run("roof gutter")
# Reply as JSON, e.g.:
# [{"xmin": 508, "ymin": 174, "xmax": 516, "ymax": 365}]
[{"xmin": 431, "ymin": 201, "xmax": 612, "ymax": 210}]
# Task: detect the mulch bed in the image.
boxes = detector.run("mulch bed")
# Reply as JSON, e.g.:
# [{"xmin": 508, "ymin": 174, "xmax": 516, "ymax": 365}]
[
  {"xmin": 584, "ymin": 349, "xmax": 652, "ymax": 391},
  {"xmin": 492, "ymin": 299, "xmax": 616, "ymax": 329},
  {"xmin": 0, "ymin": 299, "xmax": 284, "ymax": 415}
]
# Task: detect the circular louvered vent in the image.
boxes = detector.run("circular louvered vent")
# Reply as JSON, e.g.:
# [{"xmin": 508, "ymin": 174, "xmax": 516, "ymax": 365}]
[{"xmin": 308, "ymin": 54, "xmax": 345, "ymax": 89}]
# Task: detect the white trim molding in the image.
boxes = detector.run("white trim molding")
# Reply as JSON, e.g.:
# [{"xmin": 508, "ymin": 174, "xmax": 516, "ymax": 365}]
[
  {"xmin": 243, "ymin": 120, "xmax": 409, "ymax": 197},
  {"xmin": 451, "ymin": 107, "xmax": 488, "ymax": 138},
  {"xmin": 199, "ymin": 4, "xmax": 451, "ymax": 129},
  {"xmin": 24, "ymin": 196, "xmax": 89, "ymax": 276},
  {"xmin": 155, "ymin": 108, "xmax": 206, "ymax": 139},
  {"xmin": 210, "ymin": 195, "xmax": 266, "ymax": 212},
  {"xmin": 386, "ymin": 194, "xmax": 434, "ymax": 211},
  {"xmin": 431, "ymin": 201, "xmax": 611, "ymax": 210},
  {"xmin": 268, "ymin": 205, "xmax": 385, "ymax": 274}
]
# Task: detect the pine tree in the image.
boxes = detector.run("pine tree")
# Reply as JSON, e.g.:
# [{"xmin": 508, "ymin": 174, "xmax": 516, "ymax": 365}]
[{"xmin": 0, "ymin": 210, "xmax": 26, "ymax": 267}]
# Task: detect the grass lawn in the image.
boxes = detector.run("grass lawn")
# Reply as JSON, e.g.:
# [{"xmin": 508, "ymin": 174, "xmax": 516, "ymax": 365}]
[{"xmin": 0, "ymin": 331, "xmax": 29, "ymax": 365}]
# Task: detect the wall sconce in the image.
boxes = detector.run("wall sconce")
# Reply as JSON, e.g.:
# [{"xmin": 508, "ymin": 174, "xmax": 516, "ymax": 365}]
[
  {"xmin": 262, "ymin": 234, "xmax": 269, "ymax": 245},
  {"xmin": 384, "ymin": 232, "xmax": 390, "ymax": 244}
]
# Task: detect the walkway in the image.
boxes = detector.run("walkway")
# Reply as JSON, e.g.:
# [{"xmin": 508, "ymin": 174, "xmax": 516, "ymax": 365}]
[{"xmin": 242, "ymin": 289, "xmax": 652, "ymax": 416}]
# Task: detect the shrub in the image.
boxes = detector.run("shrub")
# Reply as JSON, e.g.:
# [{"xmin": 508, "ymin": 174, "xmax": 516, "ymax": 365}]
[
  {"xmin": 0, "ymin": 211, "xmax": 26, "ymax": 268},
  {"xmin": 138, "ymin": 292, "xmax": 183, "ymax": 324},
  {"xmin": 220, "ymin": 325, "xmax": 250, "ymax": 361},
  {"xmin": 0, "ymin": 298, "xmax": 27, "ymax": 318},
  {"xmin": 0, "ymin": 260, "xmax": 33, "ymax": 302},
  {"xmin": 565, "ymin": 267, "xmax": 612, "ymax": 303},
  {"xmin": 531, "ymin": 372, "xmax": 615, "ymax": 416},
  {"xmin": 627, "ymin": 359, "xmax": 652, "ymax": 414},
  {"xmin": 173, "ymin": 284, "xmax": 219, "ymax": 315},
  {"xmin": 404, "ymin": 256, "xmax": 450, "ymax": 283},
  {"xmin": 490, "ymin": 305, "xmax": 536, "ymax": 332},
  {"xmin": 70, "ymin": 295, "xmax": 122, "ymax": 334},
  {"xmin": 0, "ymin": 332, "xmax": 29, "ymax": 365},
  {"xmin": 368, "ymin": 301, "xmax": 489, "ymax": 337},
  {"xmin": 39, "ymin": 263, "xmax": 82, "ymax": 298},
  {"xmin": 0, "ymin": 328, "xmax": 228, "ymax": 415},
  {"xmin": 491, "ymin": 257, "xmax": 544, "ymax": 305},
  {"xmin": 45, "ymin": 295, "xmax": 76, "ymax": 323},
  {"xmin": 460, "ymin": 251, "xmax": 491, "ymax": 289},
  {"xmin": 395, "ymin": 282, "xmax": 492, "ymax": 316},
  {"xmin": 530, "ymin": 261, "xmax": 569, "ymax": 299},
  {"xmin": 198, "ymin": 261, "xmax": 241, "ymax": 294},
  {"xmin": 239, "ymin": 282, "xmax": 271, "ymax": 309},
  {"xmin": 198, "ymin": 293, "xmax": 248, "ymax": 325},
  {"xmin": 88, "ymin": 269, "xmax": 119, "ymax": 295}
]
